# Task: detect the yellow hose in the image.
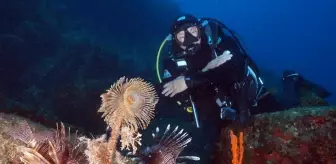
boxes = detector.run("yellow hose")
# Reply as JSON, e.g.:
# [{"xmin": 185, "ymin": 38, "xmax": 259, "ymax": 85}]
[
  {"xmin": 156, "ymin": 36, "xmax": 193, "ymax": 114},
  {"xmin": 156, "ymin": 38, "xmax": 168, "ymax": 83}
]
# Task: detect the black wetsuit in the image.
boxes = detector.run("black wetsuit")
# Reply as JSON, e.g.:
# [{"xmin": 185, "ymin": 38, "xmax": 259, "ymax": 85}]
[
  {"xmin": 161, "ymin": 19, "xmax": 262, "ymax": 126},
  {"xmin": 159, "ymin": 18, "xmax": 330, "ymax": 163},
  {"xmin": 160, "ymin": 19, "xmax": 266, "ymax": 163}
]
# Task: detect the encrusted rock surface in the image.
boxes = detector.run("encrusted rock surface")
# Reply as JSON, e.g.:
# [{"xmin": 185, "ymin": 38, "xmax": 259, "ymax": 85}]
[
  {"xmin": 216, "ymin": 106, "xmax": 336, "ymax": 164},
  {"xmin": 0, "ymin": 112, "xmax": 50, "ymax": 163},
  {"xmin": 247, "ymin": 106, "xmax": 336, "ymax": 164}
]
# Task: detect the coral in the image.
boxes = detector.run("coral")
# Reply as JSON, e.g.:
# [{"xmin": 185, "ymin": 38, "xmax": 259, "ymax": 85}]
[
  {"xmin": 78, "ymin": 76, "xmax": 159, "ymax": 164},
  {"xmin": 98, "ymin": 77, "xmax": 158, "ymax": 130},
  {"xmin": 212, "ymin": 106, "xmax": 336, "ymax": 164},
  {"xmin": 82, "ymin": 77, "xmax": 196, "ymax": 164},
  {"xmin": 244, "ymin": 106, "xmax": 336, "ymax": 164},
  {"xmin": 80, "ymin": 135, "xmax": 112, "ymax": 164},
  {"xmin": 5, "ymin": 77, "xmax": 195, "ymax": 164},
  {"xmin": 120, "ymin": 126, "xmax": 142, "ymax": 155},
  {"xmin": 230, "ymin": 130, "xmax": 244, "ymax": 164},
  {"xmin": 80, "ymin": 134, "xmax": 129, "ymax": 164}
]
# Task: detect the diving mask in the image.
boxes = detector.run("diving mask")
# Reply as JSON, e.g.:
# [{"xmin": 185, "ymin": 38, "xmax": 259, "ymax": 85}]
[{"xmin": 174, "ymin": 24, "xmax": 201, "ymax": 55}]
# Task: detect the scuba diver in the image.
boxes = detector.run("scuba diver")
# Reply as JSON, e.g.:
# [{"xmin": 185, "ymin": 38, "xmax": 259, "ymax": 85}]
[
  {"xmin": 150, "ymin": 14, "xmax": 331, "ymax": 164},
  {"xmin": 160, "ymin": 14, "xmax": 264, "ymax": 126},
  {"xmin": 158, "ymin": 14, "xmax": 331, "ymax": 126},
  {"xmin": 158, "ymin": 14, "xmax": 265, "ymax": 163}
]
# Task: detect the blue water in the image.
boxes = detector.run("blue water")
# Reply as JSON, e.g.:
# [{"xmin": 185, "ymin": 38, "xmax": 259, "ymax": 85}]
[
  {"xmin": 174, "ymin": 0, "xmax": 336, "ymax": 103},
  {"xmin": 0, "ymin": 1, "xmax": 335, "ymax": 163}
]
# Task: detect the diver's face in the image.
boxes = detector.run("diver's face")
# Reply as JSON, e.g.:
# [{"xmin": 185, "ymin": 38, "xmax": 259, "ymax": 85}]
[{"xmin": 175, "ymin": 25, "xmax": 201, "ymax": 50}]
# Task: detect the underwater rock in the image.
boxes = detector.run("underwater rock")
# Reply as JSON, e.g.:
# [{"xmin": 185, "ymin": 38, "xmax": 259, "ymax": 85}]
[
  {"xmin": 216, "ymin": 106, "xmax": 336, "ymax": 164},
  {"xmin": 259, "ymin": 69, "xmax": 331, "ymax": 108},
  {"xmin": 0, "ymin": 112, "xmax": 50, "ymax": 163},
  {"xmin": 300, "ymin": 92, "xmax": 329, "ymax": 106}
]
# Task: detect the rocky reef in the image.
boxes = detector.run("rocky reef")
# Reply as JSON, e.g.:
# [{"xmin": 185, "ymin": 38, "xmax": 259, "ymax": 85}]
[
  {"xmin": 2, "ymin": 86, "xmax": 335, "ymax": 164},
  {"xmin": 0, "ymin": 77, "xmax": 199, "ymax": 164},
  {"xmin": 0, "ymin": 113, "xmax": 49, "ymax": 163},
  {"xmin": 215, "ymin": 106, "xmax": 336, "ymax": 164}
]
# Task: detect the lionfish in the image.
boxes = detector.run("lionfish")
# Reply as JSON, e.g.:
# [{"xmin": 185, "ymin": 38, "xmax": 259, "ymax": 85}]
[
  {"xmin": 5, "ymin": 120, "xmax": 87, "ymax": 164},
  {"xmin": 130, "ymin": 124, "xmax": 200, "ymax": 164}
]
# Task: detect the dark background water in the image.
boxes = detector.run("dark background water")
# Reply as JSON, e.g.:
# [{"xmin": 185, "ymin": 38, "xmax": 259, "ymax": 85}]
[
  {"xmin": 174, "ymin": 0, "xmax": 336, "ymax": 103},
  {"xmin": 0, "ymin": 0, "xmax": 335, "ymax": 163},
  {"xmin": 0, "ymin": 0, "xmax": 182, "ymax": 130}
]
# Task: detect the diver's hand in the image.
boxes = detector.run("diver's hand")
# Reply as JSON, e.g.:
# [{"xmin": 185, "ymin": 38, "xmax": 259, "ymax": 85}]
[
  {"xmin": 202, "ymin": 50, "xmax": 233, "ymax": 72},
  {"xmin": 162, "ymin": 76, "xmax": 187, "ymax": 97}
]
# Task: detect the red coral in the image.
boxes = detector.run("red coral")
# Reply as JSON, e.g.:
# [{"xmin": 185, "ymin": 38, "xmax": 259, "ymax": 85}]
[
  {"xmin": 265, "ymin": 151, "xmax": 281, "ymax": 161},
  {"xmin": 299, "ymin": 143, "xmax": 309, "ymax": 155},
  {"xmin": 273, "ymin": 127, "xmax": 293, "ymax": 141},
  {"xmin": 303, "ymin": 116, "xmax": 326, "ymax": 126},
  {"xmin": 251, "ymin": 147, "xmax": 269, "ymax": 164},
  {"xmin": 249, "ymin": 108, "xmax": 336, "ymax": 163},
  {"xmin": 280, "ymin": 157, "xmax": 292, "ymax": 164}
]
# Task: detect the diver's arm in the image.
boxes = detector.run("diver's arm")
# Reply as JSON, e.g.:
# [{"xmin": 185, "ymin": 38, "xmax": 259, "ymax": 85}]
[
  {"xmin": 161, "ymin": 58, "xmax": 191, "ymax": 108},
  {"xmin": 161, "ymin": 58, "xmax": 190, "ymax": 96},
  {"xmin": 184, "ymin": 37, "xmax": 246, "ymax": 89}
]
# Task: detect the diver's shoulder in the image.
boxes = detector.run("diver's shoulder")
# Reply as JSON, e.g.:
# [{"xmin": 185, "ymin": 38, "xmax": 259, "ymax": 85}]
[
  {"xmin": 199, "ymin": 18, "xmax": 222, "ymax": 27},
  {"xmin": 162, "ymin": 56, "xmax": 175, "ymax": 66},
  {"xmin": 163, "ymin": 55, "xmax": 174, "ymax": 61}
]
